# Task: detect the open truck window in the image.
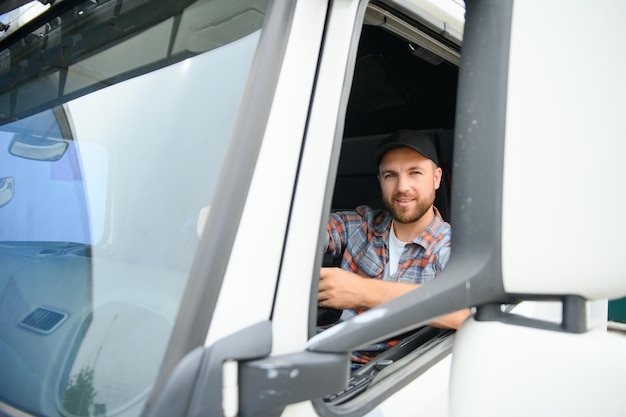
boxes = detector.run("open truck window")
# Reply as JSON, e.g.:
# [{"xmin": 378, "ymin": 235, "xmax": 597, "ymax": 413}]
[{"xmin": 315, "ymin": 2, "xmax": 461, "ymax": 410}]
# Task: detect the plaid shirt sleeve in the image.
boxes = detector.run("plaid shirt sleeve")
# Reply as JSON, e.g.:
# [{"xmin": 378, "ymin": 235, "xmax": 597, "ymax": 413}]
[{"xmin": 326, "ymin": 206, "xmax": 389, "ymax": 276}]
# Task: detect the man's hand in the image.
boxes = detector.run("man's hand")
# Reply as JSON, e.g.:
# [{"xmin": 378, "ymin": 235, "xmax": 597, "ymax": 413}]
[
  {"xmin": 318, "ymin": 267, "xmax": 367, "ymax": 310},
  {"xmin": 318, "ymin": 267, "xmax": 418, "ymax": 310}
]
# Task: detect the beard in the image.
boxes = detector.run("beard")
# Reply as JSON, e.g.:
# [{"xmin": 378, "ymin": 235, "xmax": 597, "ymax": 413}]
[{"xmin": 383, "ymin": 191, "xmax": 435, "ymax": 224}]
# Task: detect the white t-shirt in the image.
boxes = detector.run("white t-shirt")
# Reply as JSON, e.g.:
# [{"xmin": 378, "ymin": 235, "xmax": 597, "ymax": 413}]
[{"xmin": 386, "ymin": 222, "xmax": 408, "ymax": 278}]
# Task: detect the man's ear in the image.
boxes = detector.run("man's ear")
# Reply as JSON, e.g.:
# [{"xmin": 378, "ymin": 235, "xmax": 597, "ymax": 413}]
[{"xmin": 433, "ymin": 166, "xmax": 443, "ymax": 190}]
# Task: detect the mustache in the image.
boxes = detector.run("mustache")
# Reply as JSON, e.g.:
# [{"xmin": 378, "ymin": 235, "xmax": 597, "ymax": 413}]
[{"xmin": 391, "ymin": 192, "xmax": 417, "ymax": 200}]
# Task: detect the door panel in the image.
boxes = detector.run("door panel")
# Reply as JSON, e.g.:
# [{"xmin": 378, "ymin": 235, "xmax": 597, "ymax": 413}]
[{"xmin": 450, "ymin": 319, "xmax": 626, "ymax": 417}]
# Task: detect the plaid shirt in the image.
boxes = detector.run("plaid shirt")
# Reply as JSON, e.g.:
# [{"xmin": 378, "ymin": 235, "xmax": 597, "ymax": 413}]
[{"xmin": 321, "ymin": 205, "xmax": 451, "ymax": 364}]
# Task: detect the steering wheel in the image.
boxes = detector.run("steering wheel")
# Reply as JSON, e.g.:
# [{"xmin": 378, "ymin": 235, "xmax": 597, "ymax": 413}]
[
  {"xmin": 317, "ymin": 306, "xmax": 343, "ymax": 326},
  {"xmin": 317, "ymin": 253, "xmax": 345, "ymax": 326}
]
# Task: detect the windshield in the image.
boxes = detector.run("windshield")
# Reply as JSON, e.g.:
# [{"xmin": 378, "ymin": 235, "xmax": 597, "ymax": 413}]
[{"xmin": 0, "ymin": 0, "xmax": 267, "ymax": 416}]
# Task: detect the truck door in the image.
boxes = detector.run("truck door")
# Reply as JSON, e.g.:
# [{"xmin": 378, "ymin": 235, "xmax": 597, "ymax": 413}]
[{"xmin": 267, "ymin": 0, "xmax": 467, "ymax": 416}]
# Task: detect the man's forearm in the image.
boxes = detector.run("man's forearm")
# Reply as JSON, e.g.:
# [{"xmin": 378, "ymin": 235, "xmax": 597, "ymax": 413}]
[
  {"xmin": 360, "ymin": 279, "xmax": 471, "ymax": 330},
  {"xmin": 359, "ymin": 278, "xmax": 419, "ymax": 308},
  {"xmin": 427, "ymin": 309, "xmax": 471, "ymax": 330}
]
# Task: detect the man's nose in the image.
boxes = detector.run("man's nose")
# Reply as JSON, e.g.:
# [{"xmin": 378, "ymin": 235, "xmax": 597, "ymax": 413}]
[{"xmin": 396, "ymin": 173, "xmax": 411, "ymax": 192}]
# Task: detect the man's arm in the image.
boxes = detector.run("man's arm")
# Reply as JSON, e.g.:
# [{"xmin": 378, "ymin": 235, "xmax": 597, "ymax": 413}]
[{"xmin": 318, "ymin": 267, "xmax": 470, "ymax": 330}]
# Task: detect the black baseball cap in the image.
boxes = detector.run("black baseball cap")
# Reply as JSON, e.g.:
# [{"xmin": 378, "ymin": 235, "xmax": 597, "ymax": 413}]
[{"xmin": 373, "ymin": 130, "xmax": 439, "ymax": 166}]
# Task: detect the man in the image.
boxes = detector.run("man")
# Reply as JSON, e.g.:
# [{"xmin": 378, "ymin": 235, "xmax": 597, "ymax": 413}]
[{"xmin": 318, "ymin": 129, "xmax": 470, "ymax": 365}]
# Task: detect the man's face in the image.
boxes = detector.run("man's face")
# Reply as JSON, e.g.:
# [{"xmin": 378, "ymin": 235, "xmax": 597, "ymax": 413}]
[{"xmin": 378, "ymin": 147, "xmax": 442, "ymax": 224}]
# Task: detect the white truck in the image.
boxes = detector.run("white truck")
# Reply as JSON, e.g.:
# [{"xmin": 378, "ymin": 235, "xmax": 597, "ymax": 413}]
[{"xmin": 0, "ymin": 0, "xmax": 625, "ymax": 416}]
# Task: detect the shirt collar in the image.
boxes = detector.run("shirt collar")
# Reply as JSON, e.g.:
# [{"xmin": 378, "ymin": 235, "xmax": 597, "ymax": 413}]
[{"xmin": 378, "ymin": 206, "xmax": 447, "ymax": 250}]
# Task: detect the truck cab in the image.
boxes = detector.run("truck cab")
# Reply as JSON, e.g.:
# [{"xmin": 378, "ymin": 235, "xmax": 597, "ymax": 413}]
[{"xmin": 0, "ymin": 1, "xmax": 625, "ymax": 417}]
